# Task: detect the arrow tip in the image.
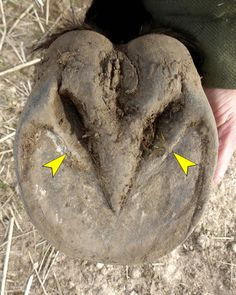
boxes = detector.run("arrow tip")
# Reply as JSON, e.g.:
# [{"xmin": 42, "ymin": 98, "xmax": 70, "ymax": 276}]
[
  {"xmin": 43, "ymin": 154, "xmax": 66, "ymax": 177},
  {"xmin": 173, "ymin": 152, "xmax": 197, "ymax": 176}
]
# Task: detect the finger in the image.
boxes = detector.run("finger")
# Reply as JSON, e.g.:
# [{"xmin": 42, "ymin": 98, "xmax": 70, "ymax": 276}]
[{"xmin": 214, "ymin": 131, "xmax": 235, "ymax": 185}]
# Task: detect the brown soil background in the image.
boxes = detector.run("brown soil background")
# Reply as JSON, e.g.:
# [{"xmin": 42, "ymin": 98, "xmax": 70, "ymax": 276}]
[{"xmin": 0, "ymin": 1, "xmax": 235, "ymax": 294}]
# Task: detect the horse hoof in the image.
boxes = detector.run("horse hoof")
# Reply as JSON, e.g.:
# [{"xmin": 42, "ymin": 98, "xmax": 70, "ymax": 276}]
[{"xmin": 14, "ymin": 30, "xmax": 218, "ymax": 264}]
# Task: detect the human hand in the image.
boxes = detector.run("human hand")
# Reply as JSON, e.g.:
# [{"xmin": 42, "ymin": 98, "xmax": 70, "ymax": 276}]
[{"xmin": 204, "ymin": 88, "xmax": 236, "ymax": 185}]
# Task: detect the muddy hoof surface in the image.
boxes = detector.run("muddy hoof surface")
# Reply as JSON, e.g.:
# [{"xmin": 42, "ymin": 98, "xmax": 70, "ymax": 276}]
[{"xmin": 14, "ymin": 30, "xmax": 218, "ymax": 264}]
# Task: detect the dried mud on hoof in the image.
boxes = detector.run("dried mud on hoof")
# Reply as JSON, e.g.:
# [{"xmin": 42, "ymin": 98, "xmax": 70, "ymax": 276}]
[{"xmin": 14, "ymin": 30, "xmax": 218, "ymax": 264}]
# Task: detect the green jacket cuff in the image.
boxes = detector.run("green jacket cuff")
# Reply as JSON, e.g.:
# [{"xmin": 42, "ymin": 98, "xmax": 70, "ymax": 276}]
[{"xmin": 143, "ymin": 0, "xmax": 236, "ymax": 89}]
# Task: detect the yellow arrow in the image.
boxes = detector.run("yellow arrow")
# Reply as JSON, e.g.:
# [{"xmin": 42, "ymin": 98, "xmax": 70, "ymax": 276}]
[
  {"xmin": 173, "ymin": 152, "xmax": 197, "ymax": 176},
  {"xmin": 43, "ymin": 154, "xmax": 66, "ymax": 177}
]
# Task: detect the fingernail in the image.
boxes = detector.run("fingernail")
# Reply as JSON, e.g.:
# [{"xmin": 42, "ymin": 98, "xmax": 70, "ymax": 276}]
[{"xmin": 214, "ymin": 175, "xmax": 222, "ymax": 185}]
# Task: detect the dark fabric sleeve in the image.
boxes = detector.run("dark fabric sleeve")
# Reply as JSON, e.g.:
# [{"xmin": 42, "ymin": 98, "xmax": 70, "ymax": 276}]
[{"xmin": 143, "ymin": 0, "xmax": 236, "ymax": 89}]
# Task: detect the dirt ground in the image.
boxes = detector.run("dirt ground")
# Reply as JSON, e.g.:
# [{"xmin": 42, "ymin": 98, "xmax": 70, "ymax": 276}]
[{"xmin": 0, "ymin": 1, "xmax": 235, "ymax": 294}]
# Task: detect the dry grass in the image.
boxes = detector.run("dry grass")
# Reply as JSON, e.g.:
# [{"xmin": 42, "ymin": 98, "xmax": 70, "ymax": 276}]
[{"xmin": 0, "ymin": 0, "xmax": 235, "ymax": 294}]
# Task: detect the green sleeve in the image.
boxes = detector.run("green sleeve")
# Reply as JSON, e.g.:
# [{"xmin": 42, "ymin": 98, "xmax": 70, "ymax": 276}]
[{"xmin": 143, "ymin": 0, "xmax": 236, "ymax": 89}]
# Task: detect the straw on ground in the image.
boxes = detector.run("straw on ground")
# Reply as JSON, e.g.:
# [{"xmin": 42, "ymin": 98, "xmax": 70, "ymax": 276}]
[
  {"xmin": 0, "ymin": 217, "xmax": 14, "ymax": 295},
  {"xmin": 0, "ymin": 59, "xmax": 41, "ymax": 77}
]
